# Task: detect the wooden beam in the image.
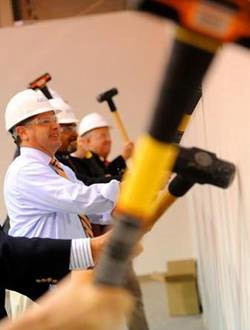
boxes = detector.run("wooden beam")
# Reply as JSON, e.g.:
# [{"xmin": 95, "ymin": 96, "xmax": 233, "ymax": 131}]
[
  {"xmin": 0, "ymin": 0, "xmax": 14, "ymax": 27},
  {"xmin": 19, "ymin": 0, "xmax": 128, "ymax": 21}
]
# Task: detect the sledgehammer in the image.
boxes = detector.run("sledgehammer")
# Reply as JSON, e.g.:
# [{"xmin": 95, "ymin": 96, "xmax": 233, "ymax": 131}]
[
  {"xmin": 149, "ymin": 147, "xmax": 236, "ymax": 226},
  {"xmin": 97, "ymin": 88, "xmax": 130, "ymax": 143},
  {"xmin": 28, "ymin": 73, "xmax": 52, "ymax": 99}
]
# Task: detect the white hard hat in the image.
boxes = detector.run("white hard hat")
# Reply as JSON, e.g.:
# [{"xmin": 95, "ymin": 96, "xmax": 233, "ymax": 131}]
[
  {"xmin": 78, "ymin": 112, "xmax": 110, "ymax": 136},
  {"xmin": 50, "ymin": 98, "xmax": 79, "ymax": 124},
  {"xmin": 5, "ymin": 89, "xmax": 58, "ymax": 131}
]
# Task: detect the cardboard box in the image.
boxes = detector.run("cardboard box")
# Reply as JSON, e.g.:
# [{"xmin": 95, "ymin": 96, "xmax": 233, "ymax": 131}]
[{"xmin": 165, "ymin": 259, "xmax": 201, "ymax": 316}]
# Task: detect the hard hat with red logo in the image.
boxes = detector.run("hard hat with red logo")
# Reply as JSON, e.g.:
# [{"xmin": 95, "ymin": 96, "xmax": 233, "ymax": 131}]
[{"xmin": 5, "ymin": 89, "xmax": 58, "ymax": 131}]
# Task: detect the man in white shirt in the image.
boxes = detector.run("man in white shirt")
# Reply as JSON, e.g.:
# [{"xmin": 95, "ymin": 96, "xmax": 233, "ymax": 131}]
[{"xmin": 4, "ymin": 89, "xmax": 120, "ymax": 268}]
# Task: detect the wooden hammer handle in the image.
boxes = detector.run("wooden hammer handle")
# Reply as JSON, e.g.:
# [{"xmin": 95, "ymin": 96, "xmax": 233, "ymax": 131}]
[{"xmin": 111, "ymin": 111, "xmax": 130, "ymax": 143}]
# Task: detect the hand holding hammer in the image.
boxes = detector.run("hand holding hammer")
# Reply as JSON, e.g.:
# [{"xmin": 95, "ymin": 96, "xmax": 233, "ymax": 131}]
[
  {"xmin": 121, "ymin": 141, "xmax": 134, "ymax": 160},
  {"xmin": 97, "ymin": 88, "xmax": 131, "ymax": 142},
  {"xmin": 97, "ymin": 88, "xmax": 134, "ymax": 160}
]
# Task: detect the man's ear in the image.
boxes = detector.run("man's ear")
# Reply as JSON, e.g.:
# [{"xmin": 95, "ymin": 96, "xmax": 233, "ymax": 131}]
[
  {"xmin": 15, "ymin": 126, "xmax": 29, "ymax": 142},
  {"xmin": 85, "ymin": 135, "xmax": 91, "ymax": 145}
]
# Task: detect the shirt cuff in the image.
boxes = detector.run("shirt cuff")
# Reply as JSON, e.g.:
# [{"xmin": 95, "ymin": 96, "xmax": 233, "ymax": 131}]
[
  {"xmin": 69, "ymin": 238, "xmax": 94, "ymax": 270},
  {"xmin": 100, "ymin": 179, "xmax": 120, "ymax": 203},
  {"xmin": 87, "ymin": 212, "xmax": 114, "ymax": 225}
]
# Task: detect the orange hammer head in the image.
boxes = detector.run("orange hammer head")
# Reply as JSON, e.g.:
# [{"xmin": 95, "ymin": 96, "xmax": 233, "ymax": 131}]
[
  {"xmin": 29, "ymin": 73, "xmax": 51, "ymax": 90},
  {"xmin": 28, "ymin": 73, "xmax": 52, "ymax": 99}
]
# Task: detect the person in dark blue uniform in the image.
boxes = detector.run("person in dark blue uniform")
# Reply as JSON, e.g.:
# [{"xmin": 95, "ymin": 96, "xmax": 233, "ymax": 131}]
[{"xmin": 0, "ymin": 226, "xmax": 99, "ymax": 319}]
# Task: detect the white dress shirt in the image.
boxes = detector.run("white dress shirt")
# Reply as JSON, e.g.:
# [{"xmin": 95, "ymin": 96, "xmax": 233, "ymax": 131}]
[{"xmin": 4, "ymin": 147, "xmax": 119, "ymax": 240}]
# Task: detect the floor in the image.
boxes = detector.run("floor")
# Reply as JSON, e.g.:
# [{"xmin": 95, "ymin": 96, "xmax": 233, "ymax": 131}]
[{"xmin": 140, "ymin": 279, "xmax": 206, "ymax": 330}]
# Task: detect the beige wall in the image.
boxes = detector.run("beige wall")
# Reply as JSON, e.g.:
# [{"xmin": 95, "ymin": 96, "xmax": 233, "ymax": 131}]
[
  {"xmin": 0, "ymin": 11, "xmax": 195, "ymax": 275},
  {"xmin": 183, "ymin": 44, "xmax": 250, "ymax": 329}
]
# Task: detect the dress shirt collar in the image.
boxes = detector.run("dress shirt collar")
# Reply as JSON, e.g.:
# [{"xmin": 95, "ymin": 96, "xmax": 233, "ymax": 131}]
[{"xmin": 20, "ymin": 147, "xmax": 52, "ymax": 165}]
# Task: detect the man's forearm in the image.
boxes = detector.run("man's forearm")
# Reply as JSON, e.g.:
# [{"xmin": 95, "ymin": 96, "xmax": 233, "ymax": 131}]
[{"xmin": 0, "ymin": 271, "xmax": 133, "ymax": 330}]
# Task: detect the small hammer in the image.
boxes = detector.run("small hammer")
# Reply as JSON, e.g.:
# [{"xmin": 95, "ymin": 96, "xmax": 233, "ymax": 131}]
[
  {"xmin": 28, "ymin": 73, "xmax": 52, "ymax": 99},
  {"xmin": 97, "ymin": 88, "xmax": 130, "ymax": 143}
]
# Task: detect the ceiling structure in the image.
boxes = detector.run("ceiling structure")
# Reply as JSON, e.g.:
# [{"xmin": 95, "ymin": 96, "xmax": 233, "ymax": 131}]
[
  {"xmin": 0, "ymin": 0, "xmax": 137, "ymax": 27},
  {"xmin": 18, "ymin": 0, "xmax": 128, "ymax": 22}
]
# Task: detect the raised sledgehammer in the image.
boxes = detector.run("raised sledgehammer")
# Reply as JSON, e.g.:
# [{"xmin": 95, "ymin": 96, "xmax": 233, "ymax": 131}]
[
  {"xmin": 28, "ymin": 73, "xmax": 53, "ymax": 99},
  {"xmin": 97, "ymin": 88, "xmax": 130, "ymax": 143}
]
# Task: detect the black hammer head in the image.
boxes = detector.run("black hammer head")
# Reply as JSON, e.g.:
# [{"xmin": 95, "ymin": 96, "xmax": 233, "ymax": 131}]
[
  {"xmin": 97, "ymin": 88, "xmax": 118, "ymax": 102},
  {"xmin": 97, "ymin": 88, "xmax": 118, "ymax": 112},
  {"xmin": 173, "ymin": 146, "xmax": 236, "ymax": 188}
]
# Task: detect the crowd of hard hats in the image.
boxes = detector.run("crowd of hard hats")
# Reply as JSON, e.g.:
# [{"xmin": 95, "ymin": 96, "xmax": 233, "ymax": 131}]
[{"xmin": 5, "ymin": 88, "xmax": 110, "ymax": 135}]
